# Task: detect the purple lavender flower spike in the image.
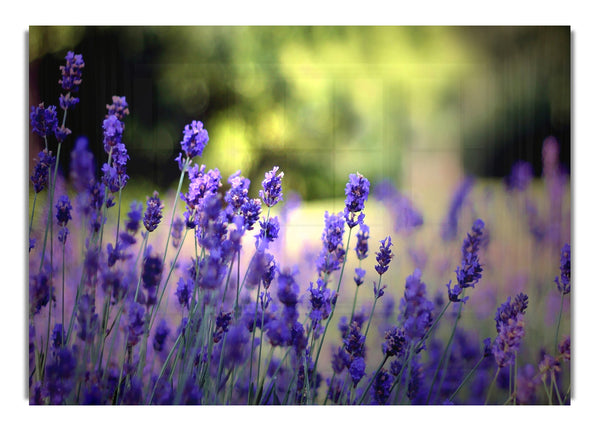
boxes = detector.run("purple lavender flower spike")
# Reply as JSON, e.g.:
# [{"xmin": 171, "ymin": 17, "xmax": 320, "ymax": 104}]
[
  {"xmin": 555, "ymin": 243, "xmax": 571, "ymax": 294},
  {"xmin": 371, "ymin": 369, "xmax": 392, "ymax": 405},
  {"xmin": 355, "ymin": 222, "xmax": 369, "ymax": 260},
  {"xmin": 344, "ymin": 172, "xmax": 370, "ymax": 228},
  {"xmin": 349, "ymin": 357, "xmax": 366, "ymax": 386},
  {"xmin": 55, "ymin": 195, "xmax": 72, "ymax": 227},
  {"xmin": 143, "ymin": 191, "xmax": 164, "ymax": 232},
  {"xmin": 505, "ymin": 160, "xmax": 534, "ymax": 192},
  {"xmin": 441, "ymin": 177, "xmax": 474, "ymax": 242},
  {"xmin": 374, "ymin": 180, "xmax": 423, "ymax": 234},
  {"xmin": 446, "ymin": 219, "xmax": 486, "ymax": 303},
  {"xmin": 106, "ymin": 96, "xmax": 130, "ymax": 121},
  {"xmin": 225, "ymin": 170, "xmax": 250, "ymax": 212},
  {"xmin": 492, "ymin": 294, "xmax": 528, "ymax": 368},
  {"xmin": 29, "ymin": 266, "xmax": 55, "ymax": 315},
  {"xmin": 30, "ymin": 103, "xmax": 58, "ymax": 139},
  {"xmin": 399, "ymin": 269, "xmax": 434, "ymax": 344},
  {"xmin": 126, "ymin": 301, "xmax": 146, "ymax": 348},
  {"xmin": 153, "ymin": 319, "xmax": 170, "ymax": 352},
  {"xmin": 175, "ymin": 277, "xmax": 193, "ymax": 309},
  {"xmin": 374, "ymin": 236, "xmax": 393, "ymax": 275},
  {"xmin": 141, "ymin": 247, "xmax": 163, "ymax": 306},
  {"xmin": 31, "ymin": 149, "xmax": 56, "ymax": 194},
  {"xmin": 256, "ymin": 216, "xmax": 280, "ymax": 249},
  {"xmin": 353, "ymin": 267, "xmax": 366, "ymax": 287},
  {"xmin": 382, "ymin": 326, "xmax": 406, "ymax": 358},
  {"xmin": 179, "ymin": 120, "xmax": 209, "ymax": 161},
  {"xmin": 102, "ymin": 114, "xmax": 124, "ymax": 154},
  {"xmin": 59, "ymin": 51, "xmax": 85, "ymax": 90},
  {"xmin": 259, "ymin": 166, "xmax": 284, "ymax": 207},
  {"xmin": 59, "ymin": 51, "xmax": 85, "ymax": 110},
  {"xmin": 241, "ymin": 198, "xmax": 262, "ymax": 231},
  {"xmin": 69, "ymin": 137, "xmax": 95, "ymax": 193}
]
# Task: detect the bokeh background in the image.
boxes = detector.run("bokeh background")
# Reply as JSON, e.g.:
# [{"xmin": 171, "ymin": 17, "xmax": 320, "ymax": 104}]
[{"xmin": 29, "ymin": 26, "xmax": 570, "ymax": 204}]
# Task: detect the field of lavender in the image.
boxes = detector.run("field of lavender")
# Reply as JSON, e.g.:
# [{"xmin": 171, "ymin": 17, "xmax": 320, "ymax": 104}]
[{"xmin": 28, "ymin": 51, "xmax": 571, "ymax": 406}]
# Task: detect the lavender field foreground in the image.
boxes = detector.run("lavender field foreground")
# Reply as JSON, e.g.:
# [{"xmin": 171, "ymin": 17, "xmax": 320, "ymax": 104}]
[{"xmin": 28, "ymin": 51, "xmax": 571, "ymax": 406}]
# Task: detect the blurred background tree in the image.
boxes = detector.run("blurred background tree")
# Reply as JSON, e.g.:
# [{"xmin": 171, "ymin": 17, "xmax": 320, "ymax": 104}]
[{"xmin": 29, "ymin": 26, "xmax": 570, "ymax": 202}]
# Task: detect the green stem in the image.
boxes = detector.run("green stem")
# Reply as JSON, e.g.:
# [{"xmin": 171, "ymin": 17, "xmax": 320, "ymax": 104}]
[
  {"xmin": 427, "ymin": 295, "xmax": 464, "ymax": 404},
  {"xmin": 551, "ymin": 374, "xmax": 563, "ymax": 405},
  {"xmin": 448, "ymin": 354, "xmax": 485, "ymax": 402},
  {"xmin": 363, "ymin": 274, "xmax": 382, "ymax": 340},
  {"xmin": 162, "ymin": 158, "xmax": 190, "ymax": 266},
  {"xmin": 356, "ymin": 354, "xmax": 389, "ymax": 405},
  {"xmin": 311, "ymin": 226, "xmax": 354, "ymax": 390},
  {"xmin": 485, "ymin": 367, "xmax": 501, "ymax": 405},
  {"xmin": 29, "ymin": 192, "xmax": 37, "ymax": 240},
  {"xmin": 148, "ymin": 332, "xmax": 183, "ymax": 404}
]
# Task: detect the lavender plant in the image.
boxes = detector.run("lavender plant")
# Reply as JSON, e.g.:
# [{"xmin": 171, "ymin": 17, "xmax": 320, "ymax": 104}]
[{"xmin": 28, "ymin": 49, "xmax": 571, "ymax": 406}]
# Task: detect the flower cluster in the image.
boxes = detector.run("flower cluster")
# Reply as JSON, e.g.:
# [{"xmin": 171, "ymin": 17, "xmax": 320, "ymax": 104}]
[
  {"xmin": 28, "ymin": 49, "xmax": 571, "ymax": 407},
  {"xmin": 447, "ymin": 219, "xmax": 485, "ymax": 303},
  {"xmin": 492, "ymin": 294, "xmax": 528, "ymax": 368}
]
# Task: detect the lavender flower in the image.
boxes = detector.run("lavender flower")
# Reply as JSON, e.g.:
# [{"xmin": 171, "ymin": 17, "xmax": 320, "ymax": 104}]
[
  {"xmin": 102, "ymin": 114, "xmax": 124, "ymax": 153},
  {"xmin": 175, "ymin": 277, "xmax": 193, "ymax": 309},
  {"xmin": 106, "ymin": 95, "xmax": 130, "ymax": 121},
  {"xmin": 441, "ymin": 177, "xmax": 474, "ymax": 242},
  {"xmin": 256, "ymin": 216, "xmax": 280, "ymax": 249},
  {"xmin": 55, "ymin": 195, "xmax": 72, "ymax": 227},
  {"xmin": 29, "ymin": 266, "xmax": 55, "ymax": 315},
  {"xmin": 371, "ymin": 369, "xmax": 392, "ymax": 405},
  {"xmin": 374, "ymin": 236, "xmax": 393, "ymax": 275},
  {"xmin": 69, "ymin": 137, "xmax": 95, "ymax": 193},
  {"xmin": 374, "ymin": 180, "xmax": 423, "ymax": 234},
  {"xmin": 353, "ymin": 267, "xmax": 366, "ymax": 287},
  {"xmin": 260, "ymin": 166, "xmax": 284, "ymax": 207},
  {"xmin": 398, "ymin": 269, "xmax": 434, "ymax": 344},
  {"xmin": 492, "ymin": 294, "xmax": 528, "ymax": 368},
  {"xmin": 141, "ymin": 248, "xmax": 163, "ymax": 306},
  {"xmin": 42, "ymin": 348, "xmax": 77, "ymax": 404},
  {"xmin": 30, "ymin": 103, "xmax": 58, "ymax": 139},
  {"xmin": 143, "ymin": 191, "xmax": 164, "ymax": 233},
  {"xmin": 76, "ymin": 294, "xmax": 98, "ymax": 342},
  {"xmin": 58, "ymin": 51, "xmax": 84, "ymax": 109},
  {"xmin": 153, "ymin": 319, "xmax": 171, "ymax": 352},
  {"xmin": 343, "ymin": 321, "xmax": 366, "ymax": 359},
  {"xmin": 171, "ymin": 216, "xmax": 185, "ymax": 248},
  {"xmin": 316, "ymin": 211, "xmax": 346, "ymax": 276},
  {"xmin": 31, "ymin": 149, "xmax": 55, "ymax": 194},
  {"xmin": 180, "ymin": 164, "xmax": 222, "ymax": 227},
  {"xmin": 213, "ymin": 310, "xmax": 233, "ymax": 343},
  {"xmin": 559, "ymin": 336, "xmax": 571, "ymax": 361},
  {"xmin": 124, "ymin": 201, "xmax": 143, "ymax": 236},
  {"xmin": 505, "ymin": 161, "xmax": 534, "ymax": 192},
  {"xmin": 225, "ymin": 170, "xmax": 250, "ymax": 212},
  {"xmin": 382, "ymin": 326, "xmax": 406, "ymax": 358},
  {"xmin": 349, "ymin": 357, "xmax": 366, "ymax": 386},
  {"xmin": 127, "ymin": 301, "xmax": 146, "ymax": 348},
  {"xmin": 178, "ymin": 120, "xmax": 209, "ymax": 161},
  {"xmin": 373, "ymin": 280, "xmax": 387, "ymax": 298},
  {"xmin": 344, "ymin": 172, "xmax": 370, "ymax": 227},
  {"xmin": 355, "ymin": 222, "xmax": 369, "ymax": 260},
  {"xmin": 555, "ymin": 243, "xmax": 571, "ymax": 294},
  {"xmin": 447, "ymin": 219, "xmax": 486, "ymax": 303},
  {"xmin": 240, "ymin": 198, "xmax": 262, "ymax": 231},
  {"xmin": 308, "ymin": 278, "xmax": 334, "ymax": 329}
]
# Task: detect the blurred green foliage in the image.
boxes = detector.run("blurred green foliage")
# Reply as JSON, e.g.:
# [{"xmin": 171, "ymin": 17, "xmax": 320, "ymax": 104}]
[{"xmin": 29, "ymin": 26, "xmax": 570, "ymax": 201}]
